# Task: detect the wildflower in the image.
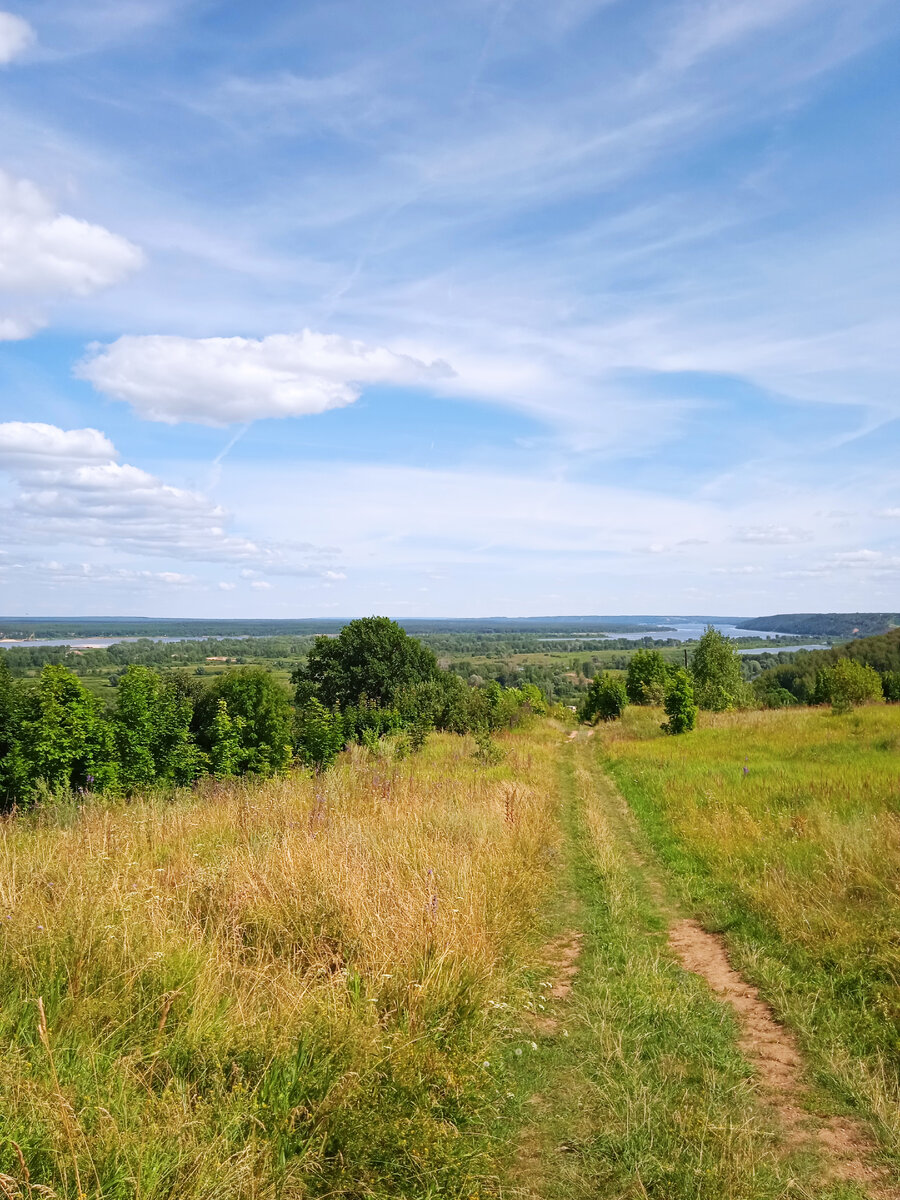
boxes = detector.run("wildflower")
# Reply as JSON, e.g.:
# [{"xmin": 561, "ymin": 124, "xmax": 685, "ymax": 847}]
[
  {"xmin": 514, "ymin": 1048, "xmax": 523, "ymax": 1056},
  {"xmin": 530, "ymin": 1041, "xmax": 538, "ymax": 1050},
  {"xmin": 482, "ymin": 1061, "xmax": 490, "ymax": 1068}
]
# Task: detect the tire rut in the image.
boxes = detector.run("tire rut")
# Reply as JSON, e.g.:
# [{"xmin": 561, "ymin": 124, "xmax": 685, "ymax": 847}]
[{"xmin": 582, "ymin": 743, "xmax": 899, "ymax": 1199}]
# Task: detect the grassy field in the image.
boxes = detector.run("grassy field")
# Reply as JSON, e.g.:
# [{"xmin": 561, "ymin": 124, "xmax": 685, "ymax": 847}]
[
  {"xmin": 0, "ymin": 726, "xmax": 561, "ymax": 1199},
  {"xmin": 2, "ymin": 707, "xmax": 898, "ymax": 1198},
  {"xmin": 602, "ymin": 704, "xmax": 900, "ymax": 1168}
]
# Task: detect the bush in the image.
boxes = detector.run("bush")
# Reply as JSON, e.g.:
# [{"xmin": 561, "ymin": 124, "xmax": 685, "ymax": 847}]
[
  {"xmin": 819, "ymin": 658, "xmax": 884, "ymax": 714},
  {"xmin": 580, "ymin": 674, "xmax": 627, "ymax": 723},
  {"xmin": 196, "ymin": 668, "xmax": 294, "ymax": 776},
  {"xmin": 881, "ymin": 670, "xmax": 900, "ymax": 702},
  {"xmin": 626, "ymin": 649, "xmax": 668, "ymax": 705},
  {"xmin": 662, "ymin": 668, "xmax": 698, "ymax": 734}
]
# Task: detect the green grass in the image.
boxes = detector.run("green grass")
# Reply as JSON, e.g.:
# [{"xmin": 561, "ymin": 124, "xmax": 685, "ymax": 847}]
[
  {"xmin": 502, "ymin": 740, "xmax": 852, "ymax": 1199},
  {"xmin": 0, "ymin": 726, "xmax": 563, "ymax": 1199},
  {"xmin": 601, "ymin": 704, "xmax": 900, "ymax": 1169}
]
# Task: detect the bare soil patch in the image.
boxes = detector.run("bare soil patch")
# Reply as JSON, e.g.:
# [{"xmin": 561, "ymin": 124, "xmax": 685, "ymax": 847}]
[{"xmin": 668, "ymin": 918, "xmax": 898, "ymax": 1198}]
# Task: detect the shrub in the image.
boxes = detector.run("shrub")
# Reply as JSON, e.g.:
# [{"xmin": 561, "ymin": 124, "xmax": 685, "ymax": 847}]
[
  {"xmin": 580, "ymin": 674, "xmax": 627, "ymax": 723},
  {"xmin": 819, "ymin": 658, "xmax": 884, "ymax": 714},
  {"xmin": 881, "ymin": 670, "xmax": 900, "ymax": 702},
  {"xmin": 662, "ymin": 668, "xmax": 698, "ymax": 734},
  {"xmin": 626, "ymin": 649, "xmax": 668, "ymax": 705},
  {"xmin": 691, "ymin": 626, "xmax": 749, "ymax": 711}
]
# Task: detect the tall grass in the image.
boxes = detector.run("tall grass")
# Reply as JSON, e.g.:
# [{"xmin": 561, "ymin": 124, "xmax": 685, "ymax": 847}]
[
  {"xmin": 0, "ymin": 727, "xmax": 560, "ymax": 1199},
  {"xmin": 602, "ymin": 704, "xmax": 900, "ymax": 1165}
]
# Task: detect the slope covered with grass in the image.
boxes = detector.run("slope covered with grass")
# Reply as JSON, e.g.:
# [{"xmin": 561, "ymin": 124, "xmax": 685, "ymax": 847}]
[
  {"xmin": 0, "ymin": 728, "xmax": 560, "ymax": 1199},
  {"xmin": 603, "ymin": 705, "xmax": 900, "ymax": 1166}
]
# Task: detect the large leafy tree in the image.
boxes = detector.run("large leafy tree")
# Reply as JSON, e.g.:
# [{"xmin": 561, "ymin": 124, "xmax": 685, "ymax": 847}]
[
  {"xmin": 196, "ymin": 668, "xmax": 293, "ymax": 776},
  {"xmin": 17, "ymin": 664, "xmax": 118, "ymax": 796},
  {"xmin": 114, "ymin": 666, "xmax": 202, "ymax": 787},
  {"xmin": 292, "ymin": 617, "xmax": 440, "ymax": 710},
  {"xmin": 690, "ymin": 626, "xmax": 747, "ymax": 711},
  {"xmin": 0, "ymin": 657, "xmax": 25, "ymax": 805}
]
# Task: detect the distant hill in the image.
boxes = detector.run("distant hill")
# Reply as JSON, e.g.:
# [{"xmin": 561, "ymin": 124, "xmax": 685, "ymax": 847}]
[
  {"xmin": 738, "ymin": 613, "xmax": 900, "ymax": 638},
  {"xmin": 755, "ymin": 627, "xmax": 900, "ymax": 704}
]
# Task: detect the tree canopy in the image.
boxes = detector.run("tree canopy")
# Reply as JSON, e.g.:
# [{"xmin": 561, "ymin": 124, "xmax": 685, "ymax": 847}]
[{"xmin": 292, "ymin": 616, "xmax": 441, "ymax": 710}]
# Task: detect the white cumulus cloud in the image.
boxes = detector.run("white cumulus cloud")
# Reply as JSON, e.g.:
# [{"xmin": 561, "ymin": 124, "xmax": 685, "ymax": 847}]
[
  {"xmin": 0, "ymin": 421, "xmax": 117, "ymax": 467},
  {"xmin": 0, "ymin": 170, "xmax": 144, "ymax": 339},
  {"xmin": 0, "ymin": 11, "xmax": 33, "ymax": 64},
  {"xmin": 75, "ymin": 330, "xmax": 455, "ymax": 425},
  {"xmin": 0, "ymin": 421, "xmax": 341, "ymax": 576}
]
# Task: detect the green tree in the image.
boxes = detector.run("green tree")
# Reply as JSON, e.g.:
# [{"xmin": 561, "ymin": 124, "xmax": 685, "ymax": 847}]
[
  {"xmin": 691, "ymin": 627, "xmax": 747, "ymax": 711},
  {"xmin": 0, "ymin": 657, "xmax": 25, "ymax": 806},
  {"xmin": 882, "ymin": 671, "xmax": 900, "ymax": 702},
  {"xmin": 115, "ymin": 666, "xmax": 202, "ymax": 788},
  {"xmin": 17, "ymin": 664, "xmax": 118, "ymax": 797},
  {"xmin": 625, "ymin": 649, "xmax": 668, "ymax": 705},
  {"xmin": 662, "ymin": 668, "xmax": 698, "ymax": 734},
  {"xmin": 292, "ymin": 617, "xmax": 440, "ymax": 710},
  {"xmin": 819, "ymin": 659, "xmax": 884, "ymax": 714},
  {"xmin": 196, "ymin": 668, "xmax": 293, "ymax": 775},
  {"xmin": 580, "ymin": 674, "xmax": 627, "ymax": 723},
  {"xmin": 207, "ymin": 699, "xmax": 244, "ymax": 779},
  {"xmin": 296, "ymin": 699, "xmax": 345, "ymax": 773}
]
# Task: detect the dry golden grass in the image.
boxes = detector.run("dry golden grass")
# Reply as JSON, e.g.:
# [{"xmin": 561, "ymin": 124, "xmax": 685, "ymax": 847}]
[{"xmin": 0, "ymin": 726, "xmax": 561, "ymax": 1199}]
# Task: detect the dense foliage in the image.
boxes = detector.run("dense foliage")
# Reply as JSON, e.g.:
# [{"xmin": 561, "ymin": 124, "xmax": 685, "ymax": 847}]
[
  {"xmin": 754, "ymin": 628, "xmax": 900, "ymax": 708},
  {"xmin": 579, "ymin": 674, "xmax": 628, "ymax": 722},
  {"xmin": 738, "ymin": 612, "xmax": 900, "ymax": 638},
  {"xmin": 0, "ymin": 620, "xmax": 546, "ymax": 807}
]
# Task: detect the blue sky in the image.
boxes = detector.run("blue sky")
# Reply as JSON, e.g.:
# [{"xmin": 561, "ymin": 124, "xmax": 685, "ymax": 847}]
[{"xmin": 0, "ymin": 0, "xmax": 899, "ymax": 617}]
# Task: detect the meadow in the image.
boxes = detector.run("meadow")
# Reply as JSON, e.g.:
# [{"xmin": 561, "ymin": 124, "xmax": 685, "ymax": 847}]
[
  {"xmin": 602, "ymin": 704, "xmax": 900, "ymax": 1168},
  {"xmin": 0, "ymin": 727, "xmax": 561, "ymax": 1199},
  {"xmin": 2, "ymin": 694, "xmax": 899, "ymax": 1198}
]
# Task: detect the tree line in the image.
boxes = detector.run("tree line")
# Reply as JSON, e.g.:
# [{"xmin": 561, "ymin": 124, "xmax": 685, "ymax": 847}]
[
  {"xmin": 577, "ymin": 626, "xmax": 900, "ymax": 733},
  {"xmin": 0, "ymin": 618, "xmax": 547, "ymax": 808}
]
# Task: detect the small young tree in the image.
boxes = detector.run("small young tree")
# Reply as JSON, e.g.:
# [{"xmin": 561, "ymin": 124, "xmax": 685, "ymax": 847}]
[
  {"xmin": 296, "ymin": 699, "xmax": 345, "ymax": 773},
  {"xmin": 691, "ymin": 626, "xmax": 747, "ymax": 711},
  {"xmin": 580, "ymin": 674, "xmax": 627, "ymax": 723},
  {"xmin": 882, "ymin": 670, "xmax": 900, "ymax": 702},
  {"xmin": 207, "ymin": 699, "xmax": 244, "ymax": 779},
  {"xmin": 625, "ymin": 649, "xmax": 668, "ymax": 705},
  {"xmin": 662, "ymin": 668, "xmax": 698, "ymax": 734}
]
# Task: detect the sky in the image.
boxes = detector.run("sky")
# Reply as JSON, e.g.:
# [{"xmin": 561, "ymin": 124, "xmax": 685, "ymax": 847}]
[{"xmin": 0, "ymin": 0, "xmax": 899, "ymax": 619}]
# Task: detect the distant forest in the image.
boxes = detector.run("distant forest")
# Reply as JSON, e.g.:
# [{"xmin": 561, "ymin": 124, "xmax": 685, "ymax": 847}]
[{"xmin": 739, "ymin": 613, "xmax": 900, "ymax": 637}]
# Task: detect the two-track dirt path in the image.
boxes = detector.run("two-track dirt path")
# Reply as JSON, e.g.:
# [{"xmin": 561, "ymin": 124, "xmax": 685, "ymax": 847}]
[
  {"xmin": 510, "ymin": 732, "xmax": 898, "ymax": 1199},
  {"xmin": 580, "ymin": 737, "xmax": 899, "ymax": 1200}
]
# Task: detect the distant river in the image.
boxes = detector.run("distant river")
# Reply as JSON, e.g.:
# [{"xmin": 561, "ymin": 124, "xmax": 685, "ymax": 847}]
[
  {"xmin": 541, "ymin": 620, "xmax": 828, "ymax": 648},
  {"xmin": 0, "ymin": 636, "xmax": 237, "ymax": 650}
]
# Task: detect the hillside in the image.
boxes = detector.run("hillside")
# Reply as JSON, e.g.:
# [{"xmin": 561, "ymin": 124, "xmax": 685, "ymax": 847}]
[
  {"xmin": 755, "ymin": 626, "xmax": 900, "ymax": 702},
  {"xmin": 739, "ymin": 612, "xmax": 900, "ymax": 637}
]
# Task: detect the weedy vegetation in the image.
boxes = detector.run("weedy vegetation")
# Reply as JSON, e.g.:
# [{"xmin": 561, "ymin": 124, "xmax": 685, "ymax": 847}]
[
  {"xmin": 603, "ymin": 703, "xmax": 900, "ymax": 1170},
  {"xmin": 0, "ymin": 726, "xmax": 561, "ymax": 1199}
]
